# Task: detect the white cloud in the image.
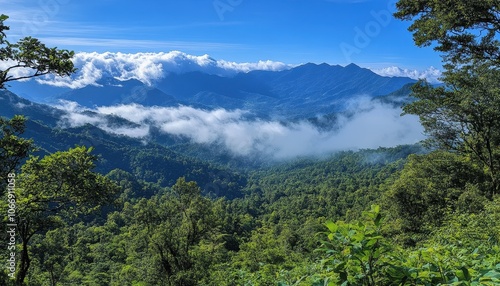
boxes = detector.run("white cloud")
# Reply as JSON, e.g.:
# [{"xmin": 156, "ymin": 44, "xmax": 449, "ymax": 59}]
[
  {"xmin": 53, "ymin": 99, "xmax": 425, "ymax": 160},
  {"xmin": 55, "ymin": 100, "xmax": 150, "ymax": 138},
  {"xmin": 10, "ymin": 50, "xmax": 441, "ymax": 89},
  {"xmin": 14, "ymin": 102, "xmax": 30, "ymax": 108},
  {"xmin": 372, "ymin": 66, "xmax": 442, "ymax": 83},
  {"xmin": 100, "ymin": 125, "xmax": 150, "ymax": 138},
  {"xmin": 36, "ymin": 51, "xmax": 291, "ymax": 89},
  {"xmin": 216, "ymin": 59, "xmax": 292, "ymax": 73}
]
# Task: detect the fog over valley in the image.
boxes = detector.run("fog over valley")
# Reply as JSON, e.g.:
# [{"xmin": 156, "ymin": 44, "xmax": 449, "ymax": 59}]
[{"xmin": 54, "ymin": 96, "xmax": 424, "ymax": 160}]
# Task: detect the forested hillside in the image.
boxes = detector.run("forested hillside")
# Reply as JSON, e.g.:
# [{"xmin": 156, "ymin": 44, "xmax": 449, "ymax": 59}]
[{"xmin": 1, "ymin": 1, "xmax": 500, "ymax": 285}]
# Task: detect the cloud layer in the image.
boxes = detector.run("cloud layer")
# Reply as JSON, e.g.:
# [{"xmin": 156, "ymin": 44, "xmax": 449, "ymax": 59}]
[
  {"xmin": 30, "ymin": 51, "xmax": 443, "ymax": 89},
  {"xmin": 37, "ymin": 51, "xmax": 291, "ymax": 89},
  {"xmin": 55, "ymin": 98, "xmax": 425, "ymax": 160}
]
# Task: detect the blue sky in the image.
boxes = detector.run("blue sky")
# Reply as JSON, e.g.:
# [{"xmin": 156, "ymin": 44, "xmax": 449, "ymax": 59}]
[{"xmin": 2, "ymin": 0, "xmax": 443, "ymax": 70}]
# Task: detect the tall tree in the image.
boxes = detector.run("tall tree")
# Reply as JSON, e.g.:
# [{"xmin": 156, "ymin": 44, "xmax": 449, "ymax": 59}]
[
  {"xmin": 14, "ymin": 146, "xmax": 119, "ymax": 285},
  {"xmin": 403, "ymin": 63, "xmax": 500, "ymax": 195},
  {"xmin": 0, "ymin": 14, "xmax": 75, "ymax": 88},
  {"xmin": 134, "ymin": 178, "xmax": 224, "ymax": 285},
  {"xmin": 396, "ymin": 1, "xmax": 500, "ymax": 195}
]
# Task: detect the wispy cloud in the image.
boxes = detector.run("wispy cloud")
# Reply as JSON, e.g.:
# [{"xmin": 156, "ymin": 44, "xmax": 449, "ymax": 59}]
[
  {"xmin": 41, "ymin": 37, "xmax": 244, "ymax": 51},
  {"xmin": 371, "ymin": 66, "xmax": 442, "ymax": 83},
  {"xmin": 1, "ymin": 1, "xmax": 244, "ymax": 47},
  {"xmin": 0, "ymin": 0, "xmax": 74, "ymax": 39},
  {"xmin": 9, "ymin": 20, "xmax": 244, "ymax": 38}
]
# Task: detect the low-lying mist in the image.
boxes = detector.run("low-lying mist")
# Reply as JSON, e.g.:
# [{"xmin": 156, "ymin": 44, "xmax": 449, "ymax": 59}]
[{"xmin": 55, "ymin": 97, "xmax": 424, "ymax": 160}]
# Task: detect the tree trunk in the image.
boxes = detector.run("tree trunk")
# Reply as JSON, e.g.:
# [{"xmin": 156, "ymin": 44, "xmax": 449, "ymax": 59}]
[{"xmin": 16, "ymin": 240, "xmax": 30, "ymax": 286}]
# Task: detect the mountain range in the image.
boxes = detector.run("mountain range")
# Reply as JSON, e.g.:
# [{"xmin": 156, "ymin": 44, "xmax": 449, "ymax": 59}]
[
  {"xmin": 0, "ymin": 61, "xmax": 424, "ymax": 169},
  {"xmin": 7, "ymin": 62, "xmax": 416, "ymax": 118}
]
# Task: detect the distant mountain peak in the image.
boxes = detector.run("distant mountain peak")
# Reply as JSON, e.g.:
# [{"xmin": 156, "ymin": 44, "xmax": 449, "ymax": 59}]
[{"xmin": 345, "ymin": 63, "xmax": 361, "ymax": 69}]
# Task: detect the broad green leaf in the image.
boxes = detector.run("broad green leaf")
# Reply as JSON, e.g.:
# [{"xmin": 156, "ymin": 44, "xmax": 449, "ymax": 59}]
[{"xmin": 325, "ymin": 221, "xmax": 338, "ymax": 233}]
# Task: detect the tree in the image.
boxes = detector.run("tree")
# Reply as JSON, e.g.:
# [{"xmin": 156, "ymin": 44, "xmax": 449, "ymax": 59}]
[
  {"xmin": 14, "ymin": 146, "xmax": 119, "ymax": 285},
  {"xmin": 0, "ymin": 115, "xmax": 33, "ymax": 191},
  {"xmin": 394, "ymin": 0, "xmax": 500, "ymax": 65},
  {"xmin": 133, "ymin": 178, "xmax": 224, "ymax": 285},
  {"xmin": 0, "ymin": 14, "xmax": 75, "ymax": 89},
  {"xmin": 386, "ymin": 151, "xmax": 488, "ymax": 245},
  {"xmin": 395, "ymin": 1, "xmax": 500, "ymax": 195},
  {"xmin": 403, "ymin": 63, "xmax": 500, "ymax": 196},
  {"xmin": 1, "ymin": 12, "xmax": 75, "ymax": 191}
]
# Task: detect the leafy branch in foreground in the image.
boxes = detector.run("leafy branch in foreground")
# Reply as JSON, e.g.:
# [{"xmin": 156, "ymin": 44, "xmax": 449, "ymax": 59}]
[
  {"xmin": 317, "ymin": 205, "xmax": 389, "ymax": 286},
  {"xmin": 0, "ymin": 14, "xmax": 75, "ymax": 89},
  {"xmin": 315, "ymin": 205, "xmax": 500, "ymax": 286}
]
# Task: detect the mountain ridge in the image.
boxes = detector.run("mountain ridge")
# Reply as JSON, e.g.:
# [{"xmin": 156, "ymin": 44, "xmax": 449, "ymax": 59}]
[{"xmin": 15, "ymin": 62, "xmax": 416, "ymax": 118}]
